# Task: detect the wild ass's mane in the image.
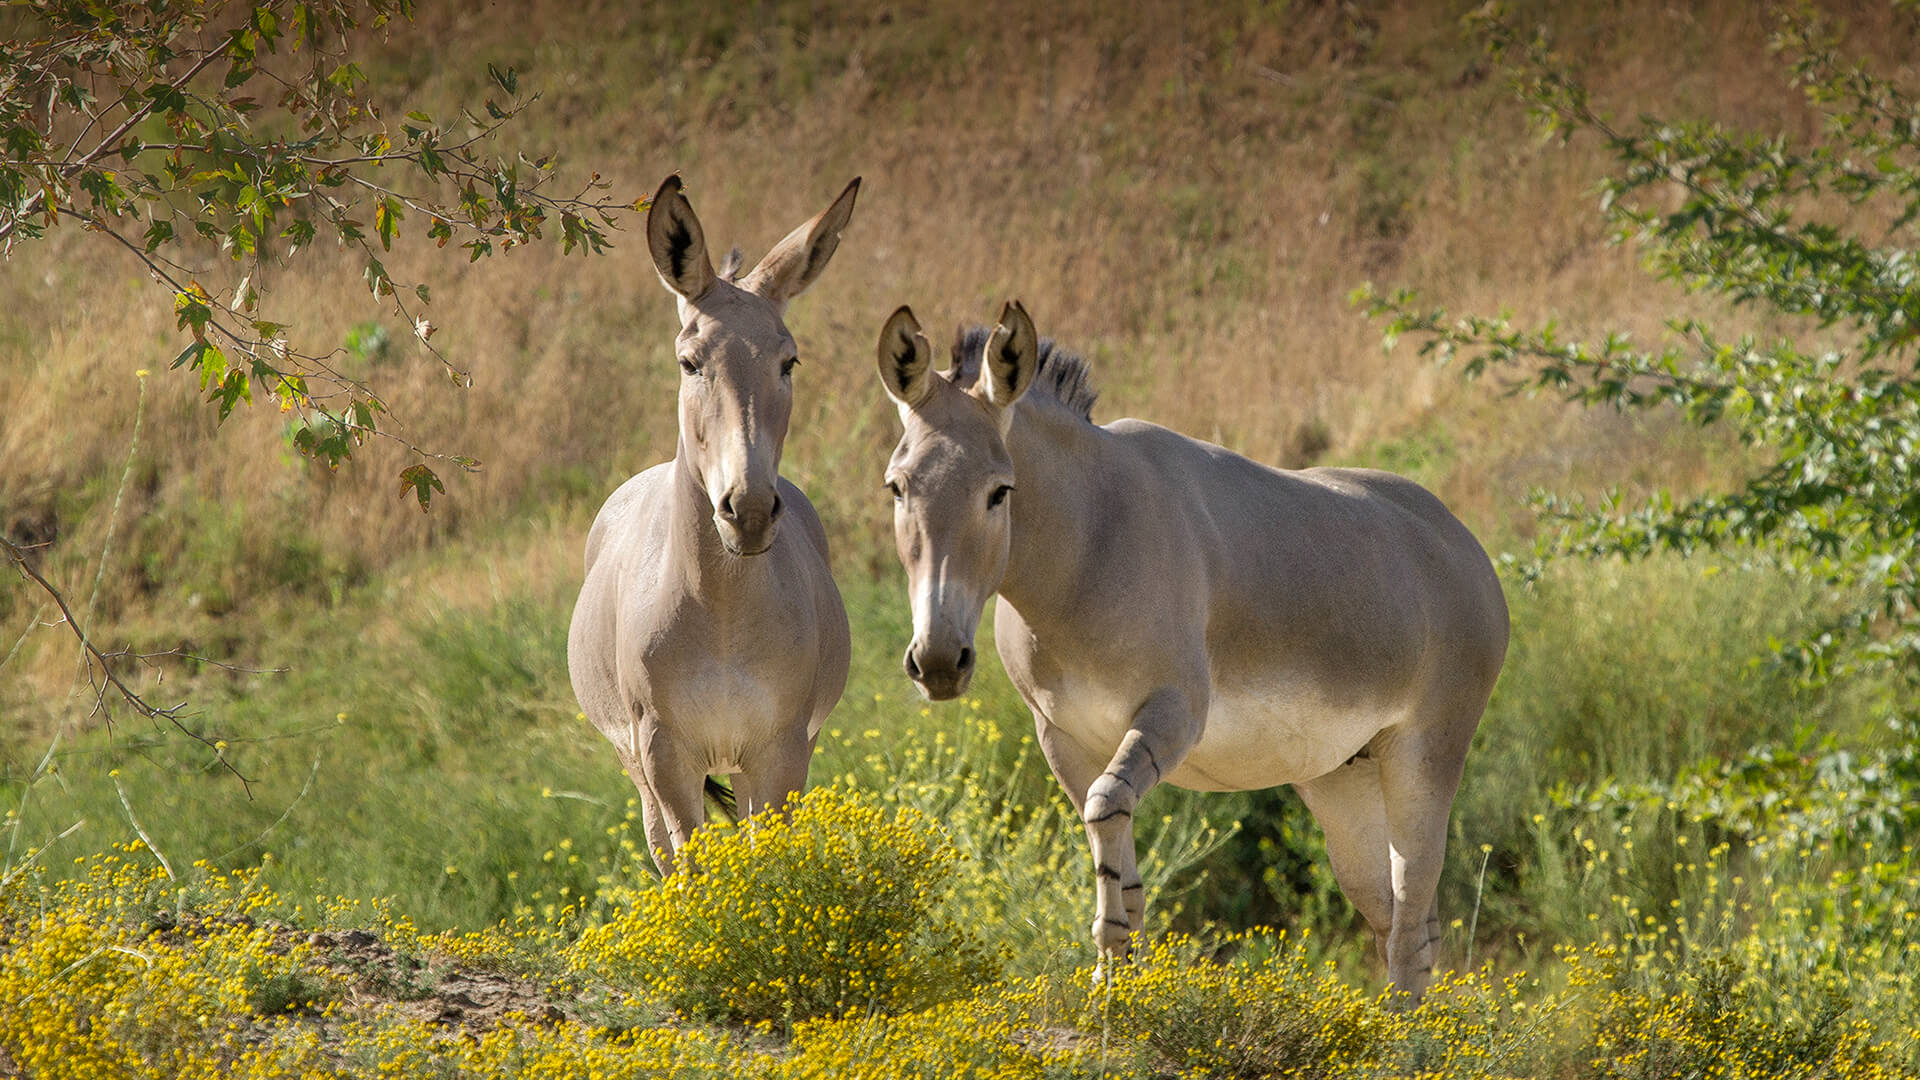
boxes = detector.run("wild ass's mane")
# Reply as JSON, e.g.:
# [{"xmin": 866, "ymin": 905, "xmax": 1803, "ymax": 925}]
[{"xmin": 948, "ymin": 325, "xmax": 1098, "ymax": 423}]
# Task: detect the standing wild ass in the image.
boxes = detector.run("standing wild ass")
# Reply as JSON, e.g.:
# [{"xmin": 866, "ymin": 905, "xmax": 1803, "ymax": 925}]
[
  {"xmin": 568, "ymin": 175, "xmax": 857, "ymax": 874},
  {"xmin": 875, "ymin": 301, "xmax": 1508, "ymax": 1000}
]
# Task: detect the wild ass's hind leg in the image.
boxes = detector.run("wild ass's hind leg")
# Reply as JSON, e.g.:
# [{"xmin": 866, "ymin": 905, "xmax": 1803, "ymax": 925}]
[
  {"xmin": 1078, "ymin": 688, "xmax": 1202, "ymax": 965},
  {"xmin": 1294, "ymin": 755, "xmax": 1397, "ymax": 967},
  {"xmin": 1376, "ymin": 723, "xmax": 1474, "ymax": 1004}
]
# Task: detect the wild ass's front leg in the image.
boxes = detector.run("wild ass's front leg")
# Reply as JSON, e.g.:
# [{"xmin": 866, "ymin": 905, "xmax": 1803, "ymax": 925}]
[
  {"xmin": 633, "ymin": 718, "xmax": 711, "ymax": 875},
  {"xmin": 1034, "ymin": 717, "xmax": 1120, "ymax": 926},
  {"xmin": 1079, "ymin": 687, "xmax": 1203, "ymax": 964}
]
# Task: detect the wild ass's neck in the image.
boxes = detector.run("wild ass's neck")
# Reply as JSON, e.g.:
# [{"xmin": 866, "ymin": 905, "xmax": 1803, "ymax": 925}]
[
  {"xmin": 998, "ymin": 401, "xmax": 1104, "ymax": 625},
  {"xmin": 668, "ymin": 436, "xmax": 754, "ymax": 590}
]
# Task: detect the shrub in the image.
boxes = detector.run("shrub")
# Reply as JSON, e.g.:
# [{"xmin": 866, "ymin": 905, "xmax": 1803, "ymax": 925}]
[
  {"xmin": 1363, "ymin": 4, "xmax": 1920, "ymax": 693},
  {"xmin": 0, "ymin": 844, "xmax": 326, "ymax": 1079},
  {"xmin": 1580, "ymin": 951, "xmax": 1894, "ymax": 1080},
  {"xmin": 338, "ymin": 1018, "xmax": 752, "ymax": 1079},
  {"xmin": 830, "ymin": 707, "xmax": 1237, "ymax": 976},
  {"xmin": 573, "ymin": 785, "xmax": 1002, "ymax": 1024},
  {"xmin": 1051, "ymin": 932, "xmax": 1393, "ymax": 1079},
  {"xmin": 772, "ymin": 996, "xmax": 1049, "ymax": 1080}
]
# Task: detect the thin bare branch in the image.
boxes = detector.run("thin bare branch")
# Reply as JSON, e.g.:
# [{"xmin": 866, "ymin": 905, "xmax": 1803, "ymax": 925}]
[{"xmin": 1, "ymin": 534, "xmax": 255, "ymax": 795}]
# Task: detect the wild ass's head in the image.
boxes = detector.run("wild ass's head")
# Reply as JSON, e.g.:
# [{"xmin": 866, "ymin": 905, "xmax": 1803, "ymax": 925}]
[
  {"xmin": 647, "ymin": 174, "xmax": 859, "ymax": 556},
  {"xmin": 876, "ymin": 300, "xmax": 1040, "ymax": 699}
]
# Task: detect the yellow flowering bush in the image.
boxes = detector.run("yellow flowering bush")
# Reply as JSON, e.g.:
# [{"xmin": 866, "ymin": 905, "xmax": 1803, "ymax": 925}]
[
  {"xmin": 1044, "ymin": 932, "xmax": 1393, "ymax": 1078},
  {"xmin": 333, "ymin": 1016, "xmax": 752, "ymax": 1078},
  {"xmin": 1583, "ymin": 952, "xmax": 1897, "ymax": 1080},
  {"xmin": 573, "ymin": 784, "xmax": 1002, "ymax": 1024},
  {"xmin": 0, "ymin": 844, "xmax": 327, "ymax": 1080},
  {"xmin": 827, "ymin": 710, "xmax": 1235, "ymax": 974},
  {"xmin": 772, "ymin": 997, "xmax": 1048, "ymax": 1080}
]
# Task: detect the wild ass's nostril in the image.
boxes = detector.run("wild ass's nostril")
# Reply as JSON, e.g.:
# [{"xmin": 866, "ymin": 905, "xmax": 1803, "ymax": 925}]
[
  {"xmin": 957, "ymin": 646, "xmax": 974, "ymax": 673},
  {"xmin": 903, "ymin": 649, "xmax": 923, "ymax": 682},
  {"xmin": 770, "ymin": 494, "xmax": 783, "ymax": 521},
  {"xmin": 717, "ymin": 491, "xmax": 737, "ymax": 521}
]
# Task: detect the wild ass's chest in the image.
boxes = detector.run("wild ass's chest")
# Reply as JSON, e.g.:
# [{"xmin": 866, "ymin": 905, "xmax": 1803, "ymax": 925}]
[{"xmin": 621, "ymin": 542, "xmax": 830, "ymax": 761}]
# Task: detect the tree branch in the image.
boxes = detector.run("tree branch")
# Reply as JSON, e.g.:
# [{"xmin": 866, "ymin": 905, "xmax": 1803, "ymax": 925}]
[
  {"xmin": 0, "ymin": 43, "xmax": 227, "ymax": 249},
  {"xmin": 1, "ymin": 534, "xmax": 255, "ymax": 795}
]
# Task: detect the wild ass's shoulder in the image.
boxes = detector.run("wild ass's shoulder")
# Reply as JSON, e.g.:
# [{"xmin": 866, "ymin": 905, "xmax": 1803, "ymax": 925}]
[{"xmin": 583, "ymin": 462, "xmax": 674, "ymax": 573}]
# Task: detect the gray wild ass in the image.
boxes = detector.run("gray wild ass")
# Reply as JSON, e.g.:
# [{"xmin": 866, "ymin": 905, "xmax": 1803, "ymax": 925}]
[
  {"xmin": 568, "ymin": 175, "xmax": 857, "ymax": 874},
  {"xmin": 875, "ymin": 301, "xmax": 1508, "ymax": 1000}
]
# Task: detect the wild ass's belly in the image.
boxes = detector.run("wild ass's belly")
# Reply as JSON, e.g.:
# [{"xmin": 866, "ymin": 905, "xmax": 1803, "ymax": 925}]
[
  {"xmin": 646, "ymin": 640, "xmax": 817, "ymax": 774},
  {"xmin": 1033, "ymin": 666, "xmax": 1403, "ymax": 793}
]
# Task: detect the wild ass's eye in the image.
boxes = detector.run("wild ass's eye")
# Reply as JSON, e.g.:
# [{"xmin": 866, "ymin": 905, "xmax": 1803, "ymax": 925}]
[
  {"xmin": 678, "ymin": 357, "xmax": 699, "ymax": 376},
  {"xmin": 781, "ymin": 356, "xmax": 800, "ymax": 378},
  {"xmin": 987, "ymin": 484, "xmax": 1014, "ymax": 509}
]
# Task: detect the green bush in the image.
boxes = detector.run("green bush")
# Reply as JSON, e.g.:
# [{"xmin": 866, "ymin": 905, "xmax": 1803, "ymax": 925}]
[{"xmin": 572, "ymin": 785, "xmax": 1002, "ymax": 1025}]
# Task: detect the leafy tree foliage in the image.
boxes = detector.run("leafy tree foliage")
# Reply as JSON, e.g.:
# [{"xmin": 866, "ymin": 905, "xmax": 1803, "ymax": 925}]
[
  {"xmin": 1, "ymin": 0, "xmax": 630, "ymax": 758},
  {"xmin": 1361, "ymin": 3, "xmax": 1920, "ymax": 691},
  {"xmin": 0, "ymin": 0, "xmax": 630, "ymax": 506}
]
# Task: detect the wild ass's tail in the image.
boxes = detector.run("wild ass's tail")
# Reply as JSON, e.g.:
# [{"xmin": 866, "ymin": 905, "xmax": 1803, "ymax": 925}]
[{"xmin": 703, "ymin": 775, "xmax": 739, "ymax": 821}]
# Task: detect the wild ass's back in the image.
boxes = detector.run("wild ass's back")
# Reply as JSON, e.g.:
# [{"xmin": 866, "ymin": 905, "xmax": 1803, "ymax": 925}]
[
  {"xmin": 567, "ymin": 175, "xmax": 857, "ymax": 874},
  {"xmin": 875, "ymin": 301, "xmax": 1507, "ymax": 1000}
]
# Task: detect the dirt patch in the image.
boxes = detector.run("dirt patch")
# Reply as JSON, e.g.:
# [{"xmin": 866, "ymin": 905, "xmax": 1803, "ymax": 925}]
[{"xmin": 293, "ymin": 927, "xmax": 569, "ymax": 1032}]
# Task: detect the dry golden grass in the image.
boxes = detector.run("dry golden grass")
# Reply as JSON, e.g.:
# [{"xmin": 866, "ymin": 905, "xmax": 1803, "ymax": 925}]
[{"xmin": 4, "ymin": 0, "xmax": 1915, "ymax": 718}]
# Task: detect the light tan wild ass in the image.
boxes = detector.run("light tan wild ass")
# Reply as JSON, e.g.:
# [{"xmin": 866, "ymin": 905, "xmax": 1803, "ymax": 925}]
[
  {"xmin": 568, "ymin": 175, "xmax": 857, "ymax": 874},
  {"xmin": 875, "ymin": 301, "xmax": 1508, "ymax": 1000}
]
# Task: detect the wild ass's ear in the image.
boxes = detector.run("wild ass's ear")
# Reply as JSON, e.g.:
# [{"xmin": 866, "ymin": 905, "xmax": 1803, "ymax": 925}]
[
  {"xmin": 980, "ymin": 300, "xmax": 1039, "ymax": 410},
  {"xmin": 877, "ymin": 305, "xmax": 935, "ymax": 410},
  {"xmin": 647, "ymin": 175, "xmax": 716, "ymax": 302},
  {"xmin": 743, "ymin": 177, "xmax": 861, "ymax": 307}
]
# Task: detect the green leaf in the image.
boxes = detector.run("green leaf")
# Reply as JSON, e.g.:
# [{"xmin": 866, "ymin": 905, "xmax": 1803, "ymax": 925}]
[
  {"xmin": 210, "ymin": 366, "xmax": 251, "ymax": 421},
  {"xmin": 374, "ymin": 197, "xmax": 401, "ymax": 251},
  {"xmin": 174, "ymin": 285, "xmax": 213, "ymax": 341},
  {"xmin": 143, "ymin": 219, "xmax": 175, "ymax": 253},
  {"xmin": 486, "ymin": 63, "xmax": 517, "ymax": 96},
  {"xmin": 398, "ymin": 463, "xmax": 445, "ymax": 511},
  {"xmin": 197, "ymin": 341, "xmax": 230, "ymax": 392},
  {"xmin": 171, "ymin": 341, "xmax": 208, "ymax": 370}
]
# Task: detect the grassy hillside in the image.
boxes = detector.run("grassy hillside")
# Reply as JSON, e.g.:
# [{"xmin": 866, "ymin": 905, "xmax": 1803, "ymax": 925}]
[{"xmin": 4, "ymin": 0, "xmax": 1920, "ymax": 1071}]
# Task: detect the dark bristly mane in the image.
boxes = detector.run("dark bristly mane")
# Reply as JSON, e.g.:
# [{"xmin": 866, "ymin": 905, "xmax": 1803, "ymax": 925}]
[{"xmin": 948, "ymin": 325, "xmax": 1098, "ymax": 422}]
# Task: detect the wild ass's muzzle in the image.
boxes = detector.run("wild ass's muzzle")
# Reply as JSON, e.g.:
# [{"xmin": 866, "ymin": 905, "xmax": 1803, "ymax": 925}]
[
  {"xmin": 904, "ymin": 636, "xmax": 975, "ymax": 700},
  {"xmin": 714, "ymin": 482, "xmax": 782, "ymax": 555}
]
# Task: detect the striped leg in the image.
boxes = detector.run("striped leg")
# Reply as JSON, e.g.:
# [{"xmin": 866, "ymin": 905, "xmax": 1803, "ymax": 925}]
[
  {"xmin": 1078, "ymin": 688, "xmax": 1202, "ymax": 962},
  {"xmin": 1035, "ymin": 720, "xmax": 1141, "ymax": 958}
]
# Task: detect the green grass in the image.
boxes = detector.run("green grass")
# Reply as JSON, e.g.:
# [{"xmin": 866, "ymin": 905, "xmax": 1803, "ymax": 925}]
[
  {"xmin": 7, "ymin": 493, "xmax": 1901, "ymax": 961},
  {"xmin": 2, "ymin": 536, "xmax": 1040, "ymax": 931}
]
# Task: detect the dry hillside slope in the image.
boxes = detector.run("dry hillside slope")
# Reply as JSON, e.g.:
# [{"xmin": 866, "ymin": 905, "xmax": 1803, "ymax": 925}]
[{"xmin": 3, "ymin": 0, "xmax": 1913, "ymax": 725}]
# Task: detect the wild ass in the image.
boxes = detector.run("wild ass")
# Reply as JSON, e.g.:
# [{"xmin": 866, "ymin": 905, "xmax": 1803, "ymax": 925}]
[
  {"xmin": 875, "ymin": 301, "xmax": 1508, "ymax": 1000},
  {"xmin": 568, "ymin": 175, "xmax": 857, "ymax": 874}
]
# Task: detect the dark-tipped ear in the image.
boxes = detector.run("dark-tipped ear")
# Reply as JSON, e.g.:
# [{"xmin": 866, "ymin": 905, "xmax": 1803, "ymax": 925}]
[
  {"xmin": 742, "ymin": 177, "xmax": 860, "ymax": 306},
  {"xmin": 980, "ymin": 300, "xmax": 1039, "ymax": 410},
  {"xmin": 877, "ymin": 305, "xmax": 934, "ymax": 409},
  {"xmin": 646, "ymin": 175, "xmax": 716, "ymax": 301}
]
